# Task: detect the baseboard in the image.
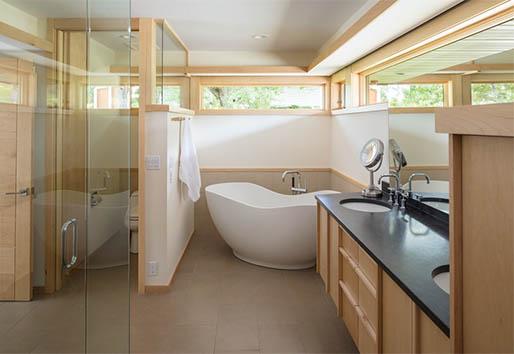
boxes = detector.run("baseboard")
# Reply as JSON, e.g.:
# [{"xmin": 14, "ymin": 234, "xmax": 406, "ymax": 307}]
[{"xmin": 144, "ymin": 229, "xmax": 195, "ymax": 295}]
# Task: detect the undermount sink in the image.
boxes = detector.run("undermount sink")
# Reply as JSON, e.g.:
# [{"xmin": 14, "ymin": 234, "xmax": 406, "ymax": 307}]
[
  {"xmin": 420, "ymin": 197, "xmax": 449, "ymax": 213},
  {"xmin": 340, "ymin": 198, "xmax": 392, "ymax": 213},
  {"xmin": 432, "ymin": 265, "xmax": 450, "ymax": 295}
]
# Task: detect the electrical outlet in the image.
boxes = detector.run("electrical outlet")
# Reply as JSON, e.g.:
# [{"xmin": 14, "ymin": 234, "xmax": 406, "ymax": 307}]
[{"xmin": 147, "ymin": 261, "xmax": 158, "ymax": 276}]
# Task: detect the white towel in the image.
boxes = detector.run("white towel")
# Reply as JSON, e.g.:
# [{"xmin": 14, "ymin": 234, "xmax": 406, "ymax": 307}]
[{"xmin": 179, "ymin": 119, "xmax": 201, "ymax": 202}]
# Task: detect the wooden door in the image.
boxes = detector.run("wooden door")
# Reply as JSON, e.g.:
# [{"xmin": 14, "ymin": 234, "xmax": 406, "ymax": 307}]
[{"xmin": 0, "ymin": 57, "xmax": 34, "ymax": 301}]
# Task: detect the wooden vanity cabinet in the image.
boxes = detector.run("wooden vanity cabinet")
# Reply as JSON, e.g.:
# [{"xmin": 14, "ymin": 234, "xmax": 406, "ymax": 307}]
[
  {"xmin": 317, "ymin": 204, "xmax": 329, "ymax": 289},
  {"xmin": 435, "ymin": 103, "xmax": 514, "ymax": 353},
  {"xmin": 317, "ymin": 202, "xmax": 450, "ymax": 354}
]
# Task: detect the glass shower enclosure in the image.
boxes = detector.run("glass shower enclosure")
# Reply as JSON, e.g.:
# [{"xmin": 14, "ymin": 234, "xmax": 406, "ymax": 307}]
[{"xmin": 0, "ymin": 0, "xmax": 132, "ymax": 352}]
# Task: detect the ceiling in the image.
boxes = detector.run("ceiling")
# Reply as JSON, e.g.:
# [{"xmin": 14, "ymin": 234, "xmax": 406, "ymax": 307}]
[
  {"xmin": 5, "ymin": 0, "xmax": 371, "ymax": 52},
  {"xmin": 369, "ymin": 19, "xmax": 514, "ymax": 84}
]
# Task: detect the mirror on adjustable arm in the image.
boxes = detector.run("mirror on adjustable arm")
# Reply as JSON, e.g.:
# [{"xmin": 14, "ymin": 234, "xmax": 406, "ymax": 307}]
[{"xmin": 367, "ymin": 19, "xmax": 514, "ymax": 215}]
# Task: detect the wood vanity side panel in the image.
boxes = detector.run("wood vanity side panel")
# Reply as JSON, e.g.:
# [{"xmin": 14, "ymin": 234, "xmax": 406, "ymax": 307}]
[
  {"xmin": 418, "ymin": 308, "xmax": 450, "ymax": 353},
  {"xmin": 318, "ymin": 206, "xmax": 329, "ymax": 290},
  {"xmin": 382, "ymin": 271, "xmax": 413, "ymax": 353},
  {"xmin": 329, "ymin": 217, "xmax": 340, "ymax": 308},
  {"xmin": 461, "ymin": 135, "xmax": 513, "ymax": 353}
]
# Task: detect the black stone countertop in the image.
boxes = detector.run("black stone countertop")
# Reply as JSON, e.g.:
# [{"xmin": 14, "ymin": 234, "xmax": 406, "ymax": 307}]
[{"xmin": 315, "ymin": 192, "xmax": 450, "ymax": 336}]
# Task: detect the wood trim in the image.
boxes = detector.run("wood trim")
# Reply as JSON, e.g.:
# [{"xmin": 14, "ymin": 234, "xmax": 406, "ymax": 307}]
[
  {"xmin": 330, "ymin": 168, "xmax": 366, "ymax": 190},
  {"xmin": 200, "ymin": 167, "xmax": 331, "ymax": 173},
  {"xmin": 435, "ymin": 103, "xmax": 514, "ymax": 137},
  {"xmin": 160, "ymin": 19, "xmax": 189, "ymax": 61},
  {"xmin": 354, "ymin": 0, "xmax": 513, "ymax": 75},
  {"xmin": 145, "ymin": 230, "xmax": 195, "ymax": 294},
  {"xmin": 51, "ymin": 18, "xmax": 139, "ymax": 31},
  {"xmin": 145, "ymin": 104, "xmax": 195, "ymax": 115},
  {"xmin": 449, "ymin": 134, "xmax": 463, "ymax": 353},
  {"xmin": 388, "ymin": 107, "xmax": 437, "ymax": 114},
  {"xmin": 110, "ymin": 65, "xmax": 308, "ymax": 75},
  {"xmin": 308, "ymin": 0, "xmax": 397, "ymax": 72},
  {"xmin": 187, "ymin": 66, "xmax": 308, "ymax": 75},
  {"xmin": 332, "ymin": 103, "xmax": 388, "ymax": 116},
  {"xmin": 198, "ymin": 109, "xmax": 329, "ymax": 116},
  {"xmin": 0, "ymin": 21, "xmax": 53, "ymax": 53},
  {"xmin": 192, "ymin": 75, "xmax": 331, "ymax": 114},
  {"xmin": 137, "ymin": 18, "xmax": 156, "ymax": 295}
]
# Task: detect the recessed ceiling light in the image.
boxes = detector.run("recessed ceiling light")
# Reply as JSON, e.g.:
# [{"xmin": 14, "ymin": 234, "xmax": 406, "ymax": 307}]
[{"xmin": 252, "ymin": 34, "xmax": 269, "ymax": 40}]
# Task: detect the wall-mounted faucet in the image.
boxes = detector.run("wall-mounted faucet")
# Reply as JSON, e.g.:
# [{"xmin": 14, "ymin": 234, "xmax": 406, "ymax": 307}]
[{"xmin": 281, "ymin": 170, "xmax": 307, "ymax": 195}]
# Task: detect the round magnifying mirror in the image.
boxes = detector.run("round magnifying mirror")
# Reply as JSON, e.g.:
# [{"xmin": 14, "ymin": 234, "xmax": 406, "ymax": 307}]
[{"xmin": 360, "ymin": 138, "xmax": 384, "ymax": 169}]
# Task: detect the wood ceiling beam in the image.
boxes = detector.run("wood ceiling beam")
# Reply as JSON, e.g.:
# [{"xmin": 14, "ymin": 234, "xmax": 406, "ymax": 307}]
[
  {"xmin": 0, "ymin": 21, "xmax": 53, "ymax": 53},
  {"xmin": 109, "ymin": 65, "xmax": 309, "ymax": 75},
  {"xmin": 307, "ymin": 0, "xmax": 397, "ymax": 72}
]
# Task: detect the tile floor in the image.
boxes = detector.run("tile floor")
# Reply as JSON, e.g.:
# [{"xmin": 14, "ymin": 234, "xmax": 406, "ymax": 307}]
[
  {"xmin": 0, "ymin": 229, "xmax": 357, "ymax": 354},
  {"xmin": 131, "ymin": 230, "xmax": 358, "ymax": 354}
]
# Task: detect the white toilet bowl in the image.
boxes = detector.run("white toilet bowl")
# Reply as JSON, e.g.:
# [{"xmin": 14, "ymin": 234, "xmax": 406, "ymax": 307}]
[{"xmin": 125, "ymin": 191, "xmax": 139, "ymax": 254}]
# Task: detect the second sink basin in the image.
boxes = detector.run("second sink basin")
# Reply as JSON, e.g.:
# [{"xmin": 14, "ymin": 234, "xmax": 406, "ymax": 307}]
[
  {"xmin": 432, "ymin": 265, "xmax": 450, "ymax": 295},
  {"xmin": 340, "ymin": 198, "xmax": 391, "ymax": 213}
]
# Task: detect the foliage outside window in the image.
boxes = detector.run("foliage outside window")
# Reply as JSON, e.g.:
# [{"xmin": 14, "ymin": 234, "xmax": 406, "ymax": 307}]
[
  {"xmin": 471, "ymin": 82, "xmax": 514, "ymax": 105},
  {"xmin": 0, "ymin": 82, "xmax": 18, "ymax": 104},
  {"xmin": 156, "ymin": 85, "xmax": 181, "ymax": 107},
  {"xmin": 202, "ymin": 85, "xmax": 324, "ymax": 110},
  {"xmin": 368, "ymin": 83, "xmax": 445, "ymax": 107}
]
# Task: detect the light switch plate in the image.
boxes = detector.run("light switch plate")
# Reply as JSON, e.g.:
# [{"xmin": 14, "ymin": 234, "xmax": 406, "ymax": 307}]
[
  {"xmin": 147, "ymin": 261, "xmax": 158, "ymax": 276},
  {"xmin": 145, "ymin": 155, "xmax": 161, "ymax": 170}
]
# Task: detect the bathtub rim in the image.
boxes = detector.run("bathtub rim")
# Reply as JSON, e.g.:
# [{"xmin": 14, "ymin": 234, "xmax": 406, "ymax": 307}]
[{"xmin": 205, "ymin": 182, "xmax": 338, "ymax": 210}]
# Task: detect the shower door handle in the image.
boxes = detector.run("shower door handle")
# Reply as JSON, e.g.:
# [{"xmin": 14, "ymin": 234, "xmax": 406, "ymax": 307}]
[{"xmin": 61, "ymin": 218, "xmax": 78, "ymax": 270}]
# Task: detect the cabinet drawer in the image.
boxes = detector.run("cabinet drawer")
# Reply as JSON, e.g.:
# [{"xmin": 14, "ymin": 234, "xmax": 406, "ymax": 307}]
[
  {"xmin": 358, "ymin": 248, "xmax": 378, "ymax": 289},
  {"xmin": 340, "ymin": 248, "xmax": 359, "ymax": 301},
  {"xmin": 357, "ymin": 307, "xmax": 378, "ymax": 354},
  {"xmin": 358, "ymin": 276, "xmax": 378, "ymax": 332},
  {"xmin": 341, "ymin": 229, "xmax": 359, "ymax": 262},
  {"xmin": 340, "ymin": 281, "xmax": 359, "ymax": 345}
]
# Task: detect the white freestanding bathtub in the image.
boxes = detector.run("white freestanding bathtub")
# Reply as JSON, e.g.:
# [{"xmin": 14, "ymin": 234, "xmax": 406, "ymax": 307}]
[{"xmin": 205, "ymin": 182, "xmax": 339, "ymax": 270}]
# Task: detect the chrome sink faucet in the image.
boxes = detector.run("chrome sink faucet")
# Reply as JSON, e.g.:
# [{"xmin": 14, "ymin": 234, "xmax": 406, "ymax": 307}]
[
  {"xmin": 378, "ymin": 173, "xmax": 400, "ymax": 206},
  {"xmin": 282, "ymin": 170, "xmax": 307, "ymax": 195},
  {"xmin": 407, "ymin": 173, "xmax": 431, "ymax": 196}
]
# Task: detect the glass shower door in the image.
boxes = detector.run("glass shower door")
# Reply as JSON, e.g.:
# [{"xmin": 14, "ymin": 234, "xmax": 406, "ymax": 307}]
[{"xmin": 85, "ymin": 1, "xmax": 132, "ymax": 352}]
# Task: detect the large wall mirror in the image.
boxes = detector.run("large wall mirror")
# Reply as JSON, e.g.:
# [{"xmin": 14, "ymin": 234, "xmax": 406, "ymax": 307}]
[{"xmin": 367, "ymin": 19, "xmax": 514, "ymax": 214}]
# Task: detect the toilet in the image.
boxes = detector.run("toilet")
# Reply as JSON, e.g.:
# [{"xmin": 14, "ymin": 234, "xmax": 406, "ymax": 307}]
[{"xmin": 126, "ymin": 191, "xmax": 139, "ymax": 254}]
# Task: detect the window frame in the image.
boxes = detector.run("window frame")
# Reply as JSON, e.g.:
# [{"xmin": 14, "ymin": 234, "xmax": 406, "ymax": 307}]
[
  {"xmin": 469, "ymin": 73, "xmax": 514, "ymax": 106},
  {"xmin": 192, "ymin": 76, "xmax": 330, "ymax": 115},
  {"xmin": 365, "ymin": 75, "xmax": 451, "ymax": 113}
]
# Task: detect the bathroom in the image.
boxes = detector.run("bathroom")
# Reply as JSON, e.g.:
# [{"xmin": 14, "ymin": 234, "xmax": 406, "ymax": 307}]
[{"xmin": 0, "ymin": 0, "xmax": 512, "ymax": 353}]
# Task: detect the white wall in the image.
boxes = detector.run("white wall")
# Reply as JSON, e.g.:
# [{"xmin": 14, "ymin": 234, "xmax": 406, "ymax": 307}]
[
  {"xmin": 145, "ymin": 111, "xmax": 194, "ymax": 286},
  {"xmin": 330, "ymin": 107, "xmax": 389, "ymax": 185},
  {"xmin": 389, "ymin": 113, "xmax": 448, "ymax": 165},
  {"xmin": 192, "ymin": 115, "xmax": 331, "ymax": 168}
]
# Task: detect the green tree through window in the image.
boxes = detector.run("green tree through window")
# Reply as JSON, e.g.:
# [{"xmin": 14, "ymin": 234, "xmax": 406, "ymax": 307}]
[
  {"xmin": 471, "ymin": 83, "xmax": 514, "ymax": 105},
  {"xmin": 203, "ymin": 86, "xmax": 323, "ymax": 110}
]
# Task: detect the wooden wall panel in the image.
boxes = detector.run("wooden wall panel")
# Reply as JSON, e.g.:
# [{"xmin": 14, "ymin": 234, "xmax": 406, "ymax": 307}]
[{"xmin": 461, "ymin": 135, "xmax": 513, "ymax": 352}]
